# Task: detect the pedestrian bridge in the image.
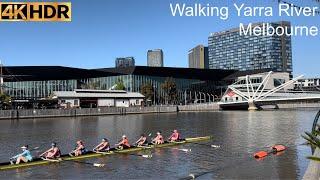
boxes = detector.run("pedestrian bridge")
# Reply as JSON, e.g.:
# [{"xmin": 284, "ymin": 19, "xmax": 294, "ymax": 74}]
[{"xmin": 218, "ymin": 71, "xmax": 320, "ymax": 110}]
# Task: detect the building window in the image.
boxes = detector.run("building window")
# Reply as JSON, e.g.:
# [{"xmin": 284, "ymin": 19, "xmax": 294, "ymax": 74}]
[
  {"xmin": 74, "ymin": 100, "xmax": 79, "ymax": 106},
  {"xmin": 274, "ymin": 79, "xmax": 285, "ymax": 87}
]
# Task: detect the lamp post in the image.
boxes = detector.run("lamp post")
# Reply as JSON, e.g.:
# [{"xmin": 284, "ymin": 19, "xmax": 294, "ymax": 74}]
[
  {"xmin": 153, "ymin": 84, "xmax": 156, "ymax": 106},
  {"xmin": 184, "ymin": 90, "xmax": 187, "ymax": 105},
  {"xmin": 194, "ymin": 92, "xmax": 197, "ymax": 104}
]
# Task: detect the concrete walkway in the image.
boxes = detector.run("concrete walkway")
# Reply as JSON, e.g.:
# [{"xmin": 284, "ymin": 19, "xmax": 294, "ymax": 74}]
[{"xmin": 303, "ymin": 148, "xmax": 320, "ymax": 180}]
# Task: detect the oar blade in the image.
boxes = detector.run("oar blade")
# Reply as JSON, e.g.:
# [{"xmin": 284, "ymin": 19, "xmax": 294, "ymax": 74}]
[
  {"xmin": 180, "ymin": 149, "xmax": 192, "ymax": 152},
  {"xmin": 93, "ymin": 163, "xmax": 105, "ymax": 167},
  {"xmin": 211, "ymin": 145, "xmax": 221, "ymax": 148},
  {"xmin": 142, "ymin": 154, "xmax": 152, "ymax": 158}
]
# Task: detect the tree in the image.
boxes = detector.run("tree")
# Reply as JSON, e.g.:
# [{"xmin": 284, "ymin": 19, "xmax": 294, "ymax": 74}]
[
  {"xmin": 115, "ymin": 78, "xmax": 125, "ymax": 90},
  {"xmin": 140, "ymin": 83, "xmax": 154, "ymax": 104},
  {"xmin": 161, "ymin": 77, "xmax": 177, "ymax": 105},
  {"xmin": 0, "ymin": 93, "xmax": 11, "ymax": 109}
]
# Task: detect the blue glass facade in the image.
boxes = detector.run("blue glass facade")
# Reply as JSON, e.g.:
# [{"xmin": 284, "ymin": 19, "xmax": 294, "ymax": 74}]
[
  {"xmin": 2, "ymin": 66, "xmax": 236, "ymax": 104},
  {"xmin": 3, "ymin": 75, "xmax": 199, "ymax": 104},
  {"xmin": 208, "ymin": 21, "xmax": 292, "ymax": 74}
]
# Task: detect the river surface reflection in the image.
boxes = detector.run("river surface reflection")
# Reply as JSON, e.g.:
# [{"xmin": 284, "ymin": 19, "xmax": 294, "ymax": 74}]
[{"xmin": 0, "ymin": 109, "xmax": 316, "ymax": 179}]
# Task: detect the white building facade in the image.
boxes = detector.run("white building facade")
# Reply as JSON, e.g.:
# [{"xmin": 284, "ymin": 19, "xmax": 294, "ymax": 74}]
[{"xmin": 52, "ymin": 89, "xmax": 144, "ymax": 108}]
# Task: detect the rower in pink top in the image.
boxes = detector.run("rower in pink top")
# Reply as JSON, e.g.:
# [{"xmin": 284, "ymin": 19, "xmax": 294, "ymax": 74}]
[
  {"xmin": 152, "ymin": 131, "xmax": 164, "ymax": 144},
  {"xmin": 168, "ymin": 129, "xmax": 181, "ymax": 142}
]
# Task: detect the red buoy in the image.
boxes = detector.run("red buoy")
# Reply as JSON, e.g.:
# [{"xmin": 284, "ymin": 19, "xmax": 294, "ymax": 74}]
[
  {"xmin": 254, "ymin": 151, "xmax": 268, "ymax": 159},
  {"xmin": 272, "ymin": 145, "xmax": 286, "ymax": 152}
]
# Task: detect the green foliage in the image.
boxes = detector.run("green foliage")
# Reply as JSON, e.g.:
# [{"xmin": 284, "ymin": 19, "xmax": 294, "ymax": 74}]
[
  {"xmin": 302, "ymin": 124, "xmax": 320, "ymax": 161},
  {"xmin": 140, "ymin": 82, "xmax": 154, "ymax": 102},
  {"xmin": 0, "ymin": 93, "xmax": 11, "ymax": 104},
  {"xmin": 161, "ymin": 77, "xmax": 177, "ymax": 104},
  {"xmin": 115, "ymin": 78, "xmax": 126, "ymax": 90},
  {"xmin": 0, "ymin": 93, "xmax": 11, "ymax": 109}
]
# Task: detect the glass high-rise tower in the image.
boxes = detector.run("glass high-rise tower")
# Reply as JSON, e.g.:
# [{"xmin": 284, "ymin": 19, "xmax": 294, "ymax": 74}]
[{"xmin": 208, "ymin": 21, "xmax": 292, "ymax": 74}]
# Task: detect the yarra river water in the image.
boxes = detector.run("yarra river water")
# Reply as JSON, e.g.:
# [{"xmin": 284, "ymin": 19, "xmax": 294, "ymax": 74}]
[{"xmin": 0, "ymin": 109, "xmax": 318, "ymax": 179}]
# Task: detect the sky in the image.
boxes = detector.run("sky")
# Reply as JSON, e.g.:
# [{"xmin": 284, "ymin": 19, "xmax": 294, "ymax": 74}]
[{"xmin": 0, "ymin": 0, "xmax": 319, "ymax": 77}]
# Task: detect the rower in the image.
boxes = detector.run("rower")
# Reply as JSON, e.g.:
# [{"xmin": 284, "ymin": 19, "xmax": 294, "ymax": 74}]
[
  {"xmin": 152, "ymin": 131, "xmax": 164, "ymax": 144},
  {"xmin": 40, "ymin": 142, "xmax": 61, "ymax": 159},
  {"xmin": 93, "ymin": 138, "xmax": 110, "ymax": 152},
  {"xmin": 10, "ymin": 145, "xmax": 33, "ymax": 164},
  {"xmin": 115, "ymin": 135, "xmax": 131, "ymax": 149},
  {"xmin": 135, "ymin": 134, "xmax": 148, "ymax": 147},
  {"xmin": 70, "ymin": 140, "xmax": 87, "ymax": 156},
  {"xmin": 168, "ymin": 129, "xmax": 181, "ymax": 142}
]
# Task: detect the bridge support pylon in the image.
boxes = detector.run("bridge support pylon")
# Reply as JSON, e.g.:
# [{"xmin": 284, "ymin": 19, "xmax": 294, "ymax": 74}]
[{"xmin": 248, "ymin": 99, "xmax": 258, "ymax": 111}]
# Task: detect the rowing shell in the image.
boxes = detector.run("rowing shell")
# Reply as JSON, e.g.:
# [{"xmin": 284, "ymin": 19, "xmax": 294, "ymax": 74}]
[{"xmin": 0, "ymin": 136, "xmax": 212, "ymax": 171}]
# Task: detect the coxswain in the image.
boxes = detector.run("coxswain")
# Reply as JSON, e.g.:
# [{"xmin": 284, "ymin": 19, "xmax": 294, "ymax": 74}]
[
  {"xmin": 115, "ymin": 135, "xmax": 131, "ymax": 149},
  {"xmin": 168, "ymin": 129, "xmax": 181, "ymax": 142},
  {"xmin": 152, "ymin": 131, "xmax": 164, "ymax": 144},
  {"xmin": 135, "ymin": 134, "xmax": 148, "ymax": 147},
  {"xmin": 10, "ymin": 145, "xmax": 33, "ymax": 164},
  {"xmin": 70, "ymin": 140, "xmax": 87, "ymax": 156},
  {"xmin": 40, "ymin": 142, "xmax": 61, "ymax": 159},
  {"xmin": 93, "ymin": 138, "xmax": 110, "ymax": 152}
]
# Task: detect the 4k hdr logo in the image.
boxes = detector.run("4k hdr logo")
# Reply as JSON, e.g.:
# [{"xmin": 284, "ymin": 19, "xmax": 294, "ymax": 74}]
[{"xmin": 0, "ymin": 2, "xmax": 71, "ymax": 22}]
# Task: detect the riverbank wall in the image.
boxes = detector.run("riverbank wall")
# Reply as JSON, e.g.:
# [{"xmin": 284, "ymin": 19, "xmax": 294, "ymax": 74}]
[
  {"xmin": 178, "ymin": 103, "xmax": 220, "ymax": 111},
  {"xmin": 277, "ymin": 102, "xmax": 320, "ymax": 109},
  {"xmin": 0, "ymin": 102, "xmax": 319, "ymax": 120},
  {"xmin": 0, "ymin": 103, "xmax": 221, "ymax": 120},
  {"xmin": 0, "ymin": 106, "xmax": 178, "ymax": 120}
]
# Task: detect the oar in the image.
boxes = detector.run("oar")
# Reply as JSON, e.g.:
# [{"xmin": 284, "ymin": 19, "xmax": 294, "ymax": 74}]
[
  {"xmin": 171, "ymin": 147, "xmax": 192, "ymax": 153},
  {"xmin": 190, "ymin": 142, "xmax": 221, "ymax": 148},
  {"xmin": 31, "ymin": 147, "xmax": 40, "ymax": 151},
  {"xmin": 64, "ymin": 159, "xmax": 105, "ymax": 167},
  {"xmin": 128, "ymin": 154, "xmax": 152, "ymax": 158},
  {"xmin": 41, "ymin": 155, "xmax": 105, "ymax": 167}
]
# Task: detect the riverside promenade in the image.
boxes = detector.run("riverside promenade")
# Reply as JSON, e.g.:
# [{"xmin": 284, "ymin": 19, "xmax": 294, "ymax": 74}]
[{"xmin": 303, "ymin": 148, "xmax": 320, "ymax": 180}]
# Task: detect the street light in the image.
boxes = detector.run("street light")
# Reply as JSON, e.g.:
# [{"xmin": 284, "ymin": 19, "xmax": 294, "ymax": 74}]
[{"xmin": 153, "ymin": 84, "xmax": 156, "ymax": 106}]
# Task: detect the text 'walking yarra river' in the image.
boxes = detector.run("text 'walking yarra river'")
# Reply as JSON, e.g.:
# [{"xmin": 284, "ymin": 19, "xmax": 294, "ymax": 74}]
[{"xmin": 0, "ymin": 110, "xmax": 316, "ymax": 179}]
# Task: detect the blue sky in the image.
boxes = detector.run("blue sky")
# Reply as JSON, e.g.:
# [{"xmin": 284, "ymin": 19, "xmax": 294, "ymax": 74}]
[{"xmin": 0, "ymin": 0, "xmax": 319, "ymax": 77}]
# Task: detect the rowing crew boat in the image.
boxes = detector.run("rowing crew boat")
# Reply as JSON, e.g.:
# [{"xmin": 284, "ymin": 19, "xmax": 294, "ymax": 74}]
[{"xmin": 0, "ymin": 136, "xmax": 212, "ymax": 171}]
